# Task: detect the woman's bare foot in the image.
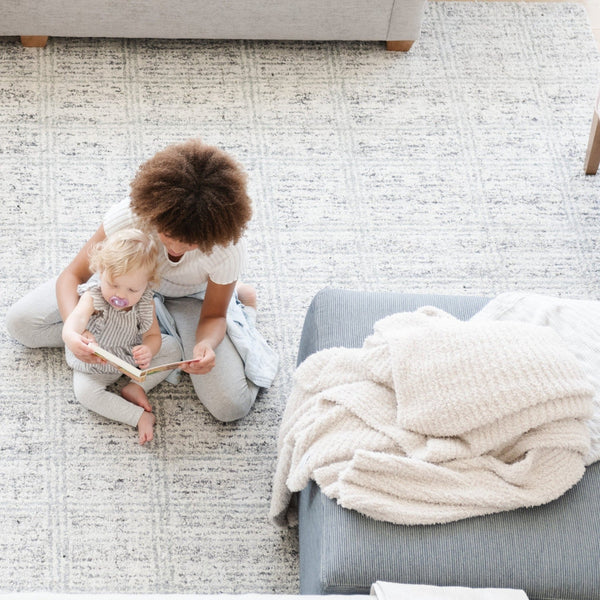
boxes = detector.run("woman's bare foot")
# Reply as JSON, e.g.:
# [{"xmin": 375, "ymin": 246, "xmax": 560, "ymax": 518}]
[
  {"xmin": 236, "ymin": 281, "xmax": 257, "ymax": 309},
  {"xmin": 137, "ymin": 411, "xmax": 156, "ymax": 445},
  {"xmin": 121, "ymin": 382, "xmax": 152, "ymax": 412}
]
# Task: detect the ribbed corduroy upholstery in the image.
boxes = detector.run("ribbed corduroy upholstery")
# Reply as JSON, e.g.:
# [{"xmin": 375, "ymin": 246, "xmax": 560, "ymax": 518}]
[{"xmin": 297, "ymin": 288, "xmax": 600, "ymax": 600}]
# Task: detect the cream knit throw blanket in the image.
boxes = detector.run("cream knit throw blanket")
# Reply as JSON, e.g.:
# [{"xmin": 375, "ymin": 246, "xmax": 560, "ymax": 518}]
[
  {"xmin": 471, "ymin": 292, "xmax": 600, "ymax": 464},
  {"xmin": 270, "ymin": 307, "xmax": 593, "ymax": 527}
]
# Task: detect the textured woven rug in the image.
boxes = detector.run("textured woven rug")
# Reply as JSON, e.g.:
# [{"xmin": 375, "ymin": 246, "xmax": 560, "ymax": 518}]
[{"xmin": 1, "ymin": 1, "xmax": 600, "ymax": 594}]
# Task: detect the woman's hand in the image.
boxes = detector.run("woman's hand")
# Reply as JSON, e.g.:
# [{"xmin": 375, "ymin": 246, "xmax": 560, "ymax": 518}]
[
  {"xmin": 132, "ymin": 344, "xmax": 153, "ymax": 370},
  {"xmin": 182, "ymin": 279, "xmax": 235, "ymax": 377},
  {"xmin": 182, "ymin": 340, "xmax": 216, "ymax": 375}
]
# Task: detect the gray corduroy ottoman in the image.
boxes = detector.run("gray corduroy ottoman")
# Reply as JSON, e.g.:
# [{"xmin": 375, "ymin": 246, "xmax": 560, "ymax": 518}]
[{"xmin": 296, "ymin": 288, "xmax": 600, "ymax": 599}]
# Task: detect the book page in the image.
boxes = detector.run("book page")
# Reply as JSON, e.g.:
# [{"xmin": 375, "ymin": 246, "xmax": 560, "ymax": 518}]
[
  {"xmin": 88, "ymin": 343, "xmax": 144, "ymax": 381},
  {"xmin": 88, "ymin": 343, "xmax": 200, "ymax": 382},
  {"xmin": 144, "ymin": 358, "xmax": 200, "ymax": 376}
]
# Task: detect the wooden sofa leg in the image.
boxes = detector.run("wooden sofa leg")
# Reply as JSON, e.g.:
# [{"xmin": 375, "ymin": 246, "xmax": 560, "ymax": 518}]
[
  {"xmin": 386, "ymin": 40, "xmax": 414, "ymax": 52},
  {"xmin": 20, "ymin": 36, "xmax": 49, "ymax": 47},
  {"xmin": 584, "ymin": 109, "xmax": 600, "ymax": 175}
]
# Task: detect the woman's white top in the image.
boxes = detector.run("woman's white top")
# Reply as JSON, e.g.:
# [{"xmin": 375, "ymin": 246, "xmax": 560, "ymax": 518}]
[{"xmin": 103, "ymin": 199, "xmax": 247, "ymax": 297}]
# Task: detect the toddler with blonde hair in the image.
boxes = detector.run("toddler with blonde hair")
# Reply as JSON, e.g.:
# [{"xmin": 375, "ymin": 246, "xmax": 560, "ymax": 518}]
[{"xmin": 62, "ymin": 228, "xmax": 180, "ymax": 444}]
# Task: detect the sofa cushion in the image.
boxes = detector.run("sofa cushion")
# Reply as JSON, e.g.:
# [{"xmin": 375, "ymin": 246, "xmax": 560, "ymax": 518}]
[{"xmin": 296, "ymin": 288, "xmax": 600, "ymax": 600}]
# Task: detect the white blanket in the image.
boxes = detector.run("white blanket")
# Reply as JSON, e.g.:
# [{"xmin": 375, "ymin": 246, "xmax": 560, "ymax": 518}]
[
  {"xmin": 471, "ymin": 292, "xmax": 600, "ymax": 464},
  {"xmin": 371, "ymin": 581, "xmax": 528, "ymax": 600},
  {"xmin": 270, "ymin": 307, "xmax": 593, "ymax": 527}
]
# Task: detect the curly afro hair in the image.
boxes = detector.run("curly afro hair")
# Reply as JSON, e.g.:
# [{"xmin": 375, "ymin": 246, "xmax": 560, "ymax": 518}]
[{"xmin": 129, "ymin": 139, "xmax": 252, "ymax": 253}]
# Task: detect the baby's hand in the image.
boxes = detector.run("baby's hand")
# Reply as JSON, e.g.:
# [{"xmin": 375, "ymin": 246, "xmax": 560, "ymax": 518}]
[
  {"xmin": 81, "ymin": 330, "xmax": 97, "ymax": 346},
  {"xmin": 132, "ymin": 344, "xmax": 152, "ymax": 370},
  {"xmin": 64, "ymin": 330, "xmax": 102, "ymax": 364}
]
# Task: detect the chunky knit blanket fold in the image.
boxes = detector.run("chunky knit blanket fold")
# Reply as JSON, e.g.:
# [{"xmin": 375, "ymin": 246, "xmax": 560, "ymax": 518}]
[
  {"xmin": 270, "ymin": 308, "xmax": 593, "ymax": 527},
  {"xmin": 470, "ymin": 292, "xmax": 600, "ymax": 464}
]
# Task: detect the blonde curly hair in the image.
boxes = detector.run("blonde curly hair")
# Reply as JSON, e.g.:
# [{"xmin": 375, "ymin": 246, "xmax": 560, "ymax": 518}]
[{"xmin": 89, "ymin": 228, "xmax": 160, "ymax": 287}]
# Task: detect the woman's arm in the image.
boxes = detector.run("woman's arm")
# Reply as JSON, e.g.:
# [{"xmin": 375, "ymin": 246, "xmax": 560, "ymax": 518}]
[
  {"xmin": 182, "ymin": 279, "xmax": 236, "ymax": 375},
  {"xmin": 57, "ymin": 225, "xmax": 107, "ymax": 364},
  {"xmin": 56, "ymin": 224, "xmax": 107, "ymax": 322},
  {"xmin": 132, "ymin": 307, "xmax": 162, "ymax": 370}
]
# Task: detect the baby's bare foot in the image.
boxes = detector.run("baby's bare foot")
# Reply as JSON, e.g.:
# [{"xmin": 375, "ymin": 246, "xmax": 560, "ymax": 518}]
[
  {"xmin": 137, "ymin": 411, "xmax": 156, "ymax": 445},
  {"xmin": 121, "ymin": 382, "xmax": 152, "ymax": 412}
]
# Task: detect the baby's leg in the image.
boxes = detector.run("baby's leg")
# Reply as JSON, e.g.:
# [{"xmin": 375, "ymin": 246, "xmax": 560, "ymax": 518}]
[
  {"xmin": 120, "ymin": 383, "xmax": 152, "ymax": 412},
  {"xmin": 121, "ymin": 334, "xmax": 182, "ymax": 411},
  {"xmin": 73, "ymin": 371, "xmax": 145, "ymax": 429},
  {"xmin": 5, "ymin": 277, "xmax": 64, "ymax": 348}
]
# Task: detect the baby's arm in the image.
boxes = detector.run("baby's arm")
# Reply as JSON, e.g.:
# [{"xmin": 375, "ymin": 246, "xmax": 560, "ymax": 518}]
[
  {"xmin": 62, "ymin": 292, "xmax": 99, "ymax": 362},
  {"xmin": 132, "ymin": 306, "xmax": 162, "ymax": 370}
]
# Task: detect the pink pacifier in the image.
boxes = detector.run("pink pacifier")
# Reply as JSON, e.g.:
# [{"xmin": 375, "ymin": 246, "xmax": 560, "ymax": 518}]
[{"xmin": 109, "ymin": 296, "xmax": 129, "ymax": 309}]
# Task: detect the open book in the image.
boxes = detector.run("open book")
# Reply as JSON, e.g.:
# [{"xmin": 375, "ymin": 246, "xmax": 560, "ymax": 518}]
[{"xmin": 88, "ymin": 342, "xmax": 199, "ymax": 383}]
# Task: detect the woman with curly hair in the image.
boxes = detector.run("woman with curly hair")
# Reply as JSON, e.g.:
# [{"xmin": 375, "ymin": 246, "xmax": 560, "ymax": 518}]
[{"xmin": 7, "ymin": 139, "xmax": 277, "ymax": 426}]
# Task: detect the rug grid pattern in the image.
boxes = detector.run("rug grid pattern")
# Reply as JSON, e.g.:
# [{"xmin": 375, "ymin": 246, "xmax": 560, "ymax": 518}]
[{"xmin": 1, "ymin": 2, "xmax": 600, "ymax": 593}]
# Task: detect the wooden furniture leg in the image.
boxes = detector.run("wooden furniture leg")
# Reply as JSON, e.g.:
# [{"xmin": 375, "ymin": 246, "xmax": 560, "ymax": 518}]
[
  {"xmin": 20, "ymin": 36, "xmax": 49, "ymax": 47},
  {"xmin": 584, "ymin": 109, "xmax": 600, "ymax": 175},
  {"xmin": 386, "ymin": 40, "xmax": 414, "ymax": 51}
]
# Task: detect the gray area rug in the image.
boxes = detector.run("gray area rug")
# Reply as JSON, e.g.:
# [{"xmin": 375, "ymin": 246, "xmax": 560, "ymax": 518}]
[{"xmin": 1, "ymin": 1, "xmax": 600, "ymax": 593}]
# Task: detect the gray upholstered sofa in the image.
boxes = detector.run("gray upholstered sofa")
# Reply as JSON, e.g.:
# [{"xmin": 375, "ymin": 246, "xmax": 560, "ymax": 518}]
[
  {"xmin": 296, "ymin": 288, "xmax": 600, "ymax": 600},
  {"xmin": 0, "ymin": 0, "xmax": 427, "ymax": 51}
]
